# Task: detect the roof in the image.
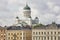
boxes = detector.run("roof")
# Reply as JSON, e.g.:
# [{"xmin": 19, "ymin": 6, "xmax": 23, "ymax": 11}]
[
  {"xmin": 7, "ymin": 25, "xmax": 31, "ymax": 30},
  {"xmin": 33, "ymin": 23, "xmax": 60, "ymax": 29},
  {"xmin": 0, "ymin": 26, "xmax": 6, "ymax": 29}
]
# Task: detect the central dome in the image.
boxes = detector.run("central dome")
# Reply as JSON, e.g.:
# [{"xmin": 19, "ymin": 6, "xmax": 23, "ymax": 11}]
[{"xmin": 24, "ymin": 4, "xmax": 31, "ymax": 10}]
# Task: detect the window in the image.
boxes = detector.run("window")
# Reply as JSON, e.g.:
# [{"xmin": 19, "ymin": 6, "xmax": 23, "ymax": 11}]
[
  {"xmin": 36, "ymin": 32, "xmax": 38, "ymax": 35},
  {"xmin": 55, "ymin": 36, "xmax": 56, "ymax": 40},
  {"xmin": 55, "ymin": 32, "xmax": 56, "ymax": 34},
  {"xmin": 47, "ymin": 32, "xmax": 49, "ymax": 34},
  {"xmin": 48, "ymin": 37, "xmax": 49, "ymax": 40},
  {"xmin": 33, "ymin": 32, "xmax": 35, "ymax": 35},
  {"xmin": 41, "ymin": 32, "xmax": 43, "ymax": 34},
  {"xmin": 39, "ymin": 37, "xmax": 40, "ymax": 40},
  {"xmin": 20, "ymin": 37, "xmax": 22, "ymax": 39},
  {"xmin": 51, "ymin": 36, "xmax": 53, "ymax": 40},
  {"xmin": 58, "ymin": 36, "xmax": 60, "ymax": 40},
  {"xmin": 58, "ymin": 32, "xmax": 60, "ymax": 34},
  {"xmin": 39, "ymin": 32, "xmax": 40, "ymax": 35},
  {"xmin": 17, "ymin": 33, "xmax": 19, "ymax": 35},
  {"xmin": 23, "ymin": 37, "xmax": 25, "ymax": 40},
  {"xmin": 41, "ymin": 37, "xmax": 43, "ymax": 40},
  {"xmin": 4, "ymin": 35, "xmax": 5, "ymax": 37},
  {"xmin": 20, "ymin": 33, "xmax": 22, "ymax": 35},
  {"xmin": 1, "ymin": 36, "xmax": 3, "ymax": 37},
  {"xmin": 8, "ymin": 33, "xmax": 10, "ymax": 35},
  {"xmin": 4, "ymin": 39, "xmax": 5, "ymax": 40},
  {"xmin": 44, "ymin": 32, "xmax": 46, "ymax": 34},
  {"xmin": 1, "ymin": 30, "xmax": 2, "ymax": 32},
  {"xmin": 8, "ymin": 37, "xmax": 10, "ymax": 39}
]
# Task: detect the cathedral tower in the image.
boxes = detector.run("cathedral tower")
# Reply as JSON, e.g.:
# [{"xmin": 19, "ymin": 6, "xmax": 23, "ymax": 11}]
[{"xmin": 23, "ymin": 4, "xmax": 31, "ymax": 18}]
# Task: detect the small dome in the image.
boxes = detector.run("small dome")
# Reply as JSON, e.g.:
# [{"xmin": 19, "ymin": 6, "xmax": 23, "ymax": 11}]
[
  {"xmin": 52, "ymin": 22, "xmax": 56, "ymax": 24},
  {"xmin": 35, "ymin": 17, "xmax": 38, "ymax": 19},
  {"xmin": 23, "ymin": 4, "xmax": 31, "ymax": 10},
  {"xmin": 16, "ymin": 16, "xmax": 19, "ymax": 19}
]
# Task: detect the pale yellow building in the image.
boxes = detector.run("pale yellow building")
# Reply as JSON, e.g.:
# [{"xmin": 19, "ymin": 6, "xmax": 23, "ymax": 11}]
[
  {"xmin": 6, "ymin": 26, "xmax": 32, "ymax": 40},
  {"xmin": 0, "ymin": 26, "xmax": 6, "ymax": 40},
  {"xmin": 32, "ymin": 22, "xmax": 60, "ymax": 40}
]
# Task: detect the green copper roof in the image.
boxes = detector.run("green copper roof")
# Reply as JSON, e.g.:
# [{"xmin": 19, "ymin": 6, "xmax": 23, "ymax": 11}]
[{"xmin": 24, "ymin": 4, "xmax": 30, "ymax": 10}]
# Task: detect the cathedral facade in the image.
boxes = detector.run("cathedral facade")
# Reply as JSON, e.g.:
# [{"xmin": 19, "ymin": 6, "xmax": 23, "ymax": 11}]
[{"xmin": 14, "ymin": 4, "xmax": 39, "ymax": 27}]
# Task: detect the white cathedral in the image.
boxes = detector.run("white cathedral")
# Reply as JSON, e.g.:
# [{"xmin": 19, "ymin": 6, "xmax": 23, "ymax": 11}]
[{"xmin": 14, "ymin": 4, "xmax": 39, "ymax": 27}]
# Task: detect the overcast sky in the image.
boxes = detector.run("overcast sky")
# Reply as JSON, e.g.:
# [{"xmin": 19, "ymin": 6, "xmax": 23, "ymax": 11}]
[{"xmin": 0, "ymin": 0, "xmax": 60, "ymax": 26}]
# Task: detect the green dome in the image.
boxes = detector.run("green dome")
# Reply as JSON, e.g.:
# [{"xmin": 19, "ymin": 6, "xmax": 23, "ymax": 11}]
[{"xmin": 24, "ymin": 4, "xmax": 31, "ymax": 10}]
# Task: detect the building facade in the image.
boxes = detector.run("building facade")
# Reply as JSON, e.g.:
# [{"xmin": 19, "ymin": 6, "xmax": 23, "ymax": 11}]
[
  {"xmin": 0, "ymin": 26, "xmax": 6, "ymax": 40},
  {"xmin": 6, "ymin": 26, "xmax": 32, "ymax": 40},
  {"xmin": 32, "ymin": 22, "xmax": 60, "ymax": 40}
]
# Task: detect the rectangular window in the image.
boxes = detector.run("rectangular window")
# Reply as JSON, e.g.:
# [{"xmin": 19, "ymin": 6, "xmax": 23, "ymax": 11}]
[
  {"xmin": 55, "ymin": 36, "xmax": 56, "ymax": 40},
  {"xmin": 1, "ymin": 30, "xmax": 2, "ymax": 32},
  {"xmin": 11, "ymin": 33, "xmax": 13, "ymax": 35},
  {"xmin": 41, "ymin": 32, "xmax": 43, "ymax": 35},
  {"xmin": 55, "ymin": 32, "xmax": 56, "ymax": 34},
  {"xmin": 36, "ymin": 32, "xmax": 37, "ymax": 35},
  {"xmin": 44, "ymin": 32, "xmax": 46, "ymax": 35},
  {"xmin": 58, "ymin": 32, "xmax": 60, "ymax": 34},
  {"xmin": 23, "ymin": 37, "xmax": 25, "ymax": 40},
  {"xmin": 39, "ymin": 32, "xmax": 40, "ymax": 35},
  {"xmin": 48, "ymin": 37, "xmax": 49, "ymax": 40},
  {"xmin": 20, "ymin": 37, "xmax": 22, "ymax": 39},
  {"xmin": 47, "ymin": 32, "xmax": 49, "ymax": 34},
  {"xmin": 8, "ymin": 37, "xmax": 10, "ymax": 39},
  {"xmin": 33, "ymin": 32, "xmax": 35, "ymax": 35},
  {"xmin": 8, "ymin": 33, "xmax": 10, "ymax": 35},
  {"xmin": 17, "ymin": 33, "xmax": 19, "ymax": 35},
  {"xmin": 20, "ymin": 33, "xmax": 22, "ymax": 35},
  {"xmin": 58, "ymin": 36, "xmax": 60, "ymax": 40}
]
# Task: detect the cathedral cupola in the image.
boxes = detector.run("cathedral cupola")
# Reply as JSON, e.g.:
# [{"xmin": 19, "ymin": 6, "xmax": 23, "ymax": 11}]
[
  {"xmin": 34, "ymin": 17, "xmax": 39, "ymax": 24},
  {"xmin": 23, "ymin": 4, "xmax": 31, "ymax": 18},
  {"xmin": 16, "ymin": 16, "xmax": 20, "ymax": 24},
  {"xmin": 23, "ymin": 4, "xmax": 31, "ymax": 10}
]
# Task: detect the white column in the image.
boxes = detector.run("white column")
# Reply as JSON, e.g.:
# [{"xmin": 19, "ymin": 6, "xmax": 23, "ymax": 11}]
[
  {"xmin": 22, "ymin": 31, "xmax": 23, "ymax": 40},
  {"xmin": 40, "ymin": 37, "xmax": 42, "ymax": 40},
  {"xmin": 46, "ymin": 37, "xmax": 48, "ymax": 40},
  {"xmin": 25, "ymin": 32, "xmax": 26, "ymax": 40},
  {"xmin": 35, "ymin": 37, "xmax": 36, "ymax": 40},
  {"xmin": 49, "ymin": 36, "xmax": 51, "ymax": 40},
  {"xmin": 56, "ymin": 36, "xmax": 58, "ymax": 40},
  {"xmin": 43, "ymin": 37, "xmax": 44, "ymax": 40},
  {"xmin": 53, "ymin": 36, "xmax": 55, "ymax": 40}
]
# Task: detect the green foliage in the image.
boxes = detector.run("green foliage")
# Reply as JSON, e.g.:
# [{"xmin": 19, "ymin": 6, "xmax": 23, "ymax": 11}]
[{"xmin": 33, "ymin": 24, "xmax": 44, "ymax": 28}]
